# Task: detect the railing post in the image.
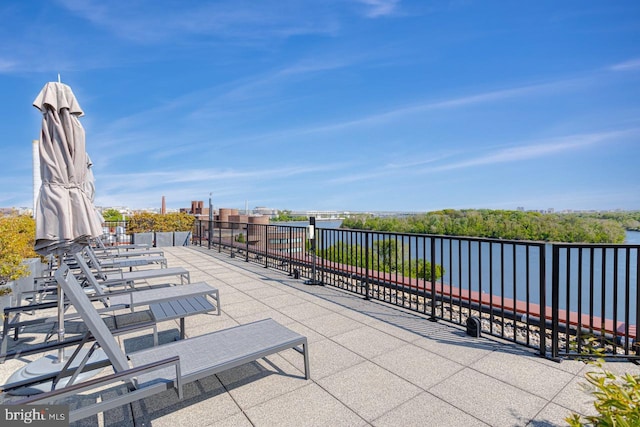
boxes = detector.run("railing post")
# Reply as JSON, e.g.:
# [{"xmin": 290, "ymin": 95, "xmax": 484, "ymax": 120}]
[
  {"xmin": 430, "ymin": 237, "xmax": 437, "ymax": 321},
  {"xmin": 245, "ymin": 224, "xmax": 250, "ymax": 262},
  {"xmin": 264, "ymin": 224, "xmax": 268, "ymax": 268},
  {"xmin": 539, "ymin": 244, "xmax": 547, "ymax": 357},
  {"xmin": 207, "ymin": 219, "xmax": 212, "ymax": 250},
  {"xmin": 318, "ymin": 227, "xmax": 324, "ymax": 285},
  {"xmin": 364, "ymin": 232, "xmax": 370, "ymax": 300},
  {"xmin": 302, "ymin": 218, "xmax": 320, "ymax": 285},
  {"xmin": 218, "ymin": 222, "xmax": 222, "ymax": 253},
  {"xmin": 551, "ymin": 244, "xmax": 560, "ymax": 359},
  {"xmin": 230, "ymin": 225, "xmax": 235, "ymax": 258},
  {"xmin": 288, "ymin": 227, "xmax": 293, "ymax": 275}
]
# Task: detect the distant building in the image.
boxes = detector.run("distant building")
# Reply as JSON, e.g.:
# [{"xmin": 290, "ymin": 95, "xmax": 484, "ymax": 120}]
[
  {"xmin": 185, "ymin": 202, "xmax": 306, "ymax": 254},
  {"xmin": 0, "ymin": 207, "xmax": 34, "ymax": 216},
  {"xmin": 253, "ymin": 206, "xmax": 278, "ymax": 217}
]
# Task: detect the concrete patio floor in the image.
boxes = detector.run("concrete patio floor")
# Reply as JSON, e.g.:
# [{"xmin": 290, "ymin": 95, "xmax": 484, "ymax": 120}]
[{"xmin": 2, "ymin": 245, "xmax": 639, "ymax": 426}]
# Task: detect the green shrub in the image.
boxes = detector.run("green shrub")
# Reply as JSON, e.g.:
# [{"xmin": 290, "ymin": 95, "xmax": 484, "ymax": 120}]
[
  {"xmin": 127, "ymin": 212, "xmax": 195, "ymax": 234},
  {"xmin": 0, "ymin": 213, "xmax": 40, "ymax": 292},
  {"xmin": 566, "ymin": 357, "xmax": 640, "ymax": 426}
]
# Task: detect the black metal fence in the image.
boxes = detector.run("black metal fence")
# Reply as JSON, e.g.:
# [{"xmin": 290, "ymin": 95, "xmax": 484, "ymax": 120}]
[
  {"xmin": 189, "ymin": 219, "xmax": 639, "ymax": 360},
  {"xmin": 551, "ymin": 244, "xmax": 639, "ymax": 360},
  {"xmin": 101, "ymin": 221, "xmax": 130, "ymax": 245}
]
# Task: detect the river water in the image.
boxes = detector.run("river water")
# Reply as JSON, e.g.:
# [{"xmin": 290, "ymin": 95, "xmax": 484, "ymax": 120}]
[{"xmin": 277, "ymin": 221, "xmax": 640, "ymax": 321}]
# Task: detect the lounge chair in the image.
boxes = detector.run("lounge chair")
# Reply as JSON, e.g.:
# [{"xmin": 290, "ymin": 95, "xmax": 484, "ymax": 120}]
[
  {"xmin": 73, "ymin": 253, "xmax": 190, "ymax": 290},
  {"xmin": 94, "ymin": 235, "xmax": 149, "ymax": 250},
  {"xmin": 2, "ymin": 263, "xmax": 309, "ymax": 423},
  {"xmin": 83, "ymin": 246, "xmax": 167, "ymax": 269},
  {"xmin": 1, "ymin": 260, "xmax": 219, "ymax": 359},
  {"xmin": 93, "ymin": 247, "xmax": 165, "ymax": 259},
  {"xmin": 91, "ymin": 239, "xmax": 165, "ymax": 258},
  {"xmin": 9, "ymin": 251, "xmax": 189, "ymax": 311}
]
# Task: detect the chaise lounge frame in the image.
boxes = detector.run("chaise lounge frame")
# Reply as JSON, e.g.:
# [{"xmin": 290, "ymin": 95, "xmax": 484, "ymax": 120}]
[{"xmin": 3, "ymin": 263, "xmax": 309, "ymax": 423}]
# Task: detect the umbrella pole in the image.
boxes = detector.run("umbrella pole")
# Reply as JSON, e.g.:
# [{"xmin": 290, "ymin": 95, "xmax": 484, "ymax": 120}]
[
  {"xmin": 57, "ymin": 284, "xmax": 65, "ymax": 363},
  {"xmin": 55, "ymin": 253, "xmax": 65, "ymax": 363}
]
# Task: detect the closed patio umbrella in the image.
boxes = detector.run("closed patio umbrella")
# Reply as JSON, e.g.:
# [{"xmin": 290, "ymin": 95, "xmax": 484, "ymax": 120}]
[
  {"xmin": 33, "ymin": 81, "xmax": 102, "ymax": 256},
  {"xmin": 6, "ymin": 82, "xmax": 105, "ymax": 393}
]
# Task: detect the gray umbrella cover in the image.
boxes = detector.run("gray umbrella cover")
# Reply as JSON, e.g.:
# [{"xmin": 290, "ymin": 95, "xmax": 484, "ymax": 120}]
[{"xmin": 33, "ymin": 82, "xmax": 102, "ymax": 255}]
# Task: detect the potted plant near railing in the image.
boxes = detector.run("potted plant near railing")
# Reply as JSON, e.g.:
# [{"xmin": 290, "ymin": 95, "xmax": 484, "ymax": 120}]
[
  {"xmin": 127, "ymin": 212, "xmax": 195, "ymax": 247},
  {"xmin": 167, "ymin": 213, "xmax": 195, "ymax": 246},
  {"xmin": 0, "ymin": 213, "xmax": 44, "ymax": 310},
  {"xmin": 127, "ymin": 212, "xmax": 156, "ymax": 246}
]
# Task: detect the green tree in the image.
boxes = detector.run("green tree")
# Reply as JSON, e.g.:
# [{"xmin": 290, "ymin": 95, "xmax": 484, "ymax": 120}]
[
  {"xmin": 102, "ymin": 208, "xmax": 123, "ymax": 222},
  {"xmin": 271, "ymin": 210, "xmax": 308, "ymax": 222},
  {"xmin": 0, "ymin": 213, "xmax": 40, "ymax": 292},
  {"xmin": 320, "ymin": 240, "xmax": 444, "ymax": 281},
  {"xmin": 371, "ymin": 239, "xmax": 400, "ymax": 272},
  {"xmin": 127, "ymin": 212, "xmax": 195, "ymax": 233},
  {"xmin": 341, "ymin": 209, "xmax": 628, "ymax": 243}
]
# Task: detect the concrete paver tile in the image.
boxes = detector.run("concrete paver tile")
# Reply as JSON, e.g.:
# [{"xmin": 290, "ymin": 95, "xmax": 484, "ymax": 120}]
[
  {"xmin": 281, "ymin": 337, "xmax": 365, "ymax": 380},
  {"xmin": 372, "ymin": 343, "xmax": 464, "ymax": 390},
  {"xmin": 332, "ymin": 326, "xmax": 408, "ymax": 359},
  {"xmin": 304, "ymin": 311, "xmax": 367, "ymax": 338},
  {"xmin": 470, "ymin": 350, "xmax": 576, "ymax": 400},
  {"xmin": 429, "ymin": 368, "xmax": 547, "ymax": 427},
  {"xmin": 245, "ymin": 383, "xmax": 367, "ymax": 427},
  {"xmin": 130, "ymin": 375, "xmax": 240, "ymax": 427},
  {"xmin": 372, "ymin": 391, "xmax": 489, "ymax": 427},
  {"xmin": 216, "ymin": 353, "xmax": 308, "ymax": 409},
  {"xmin": 318, "ymin": 361, "xmax": 421, "ymax": 422}
]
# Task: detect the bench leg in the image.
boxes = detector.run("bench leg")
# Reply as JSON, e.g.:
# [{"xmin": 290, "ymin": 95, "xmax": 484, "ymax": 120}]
[{"xmin": 303, "ymin": 342, "xmax": 310, "ymax": 380}]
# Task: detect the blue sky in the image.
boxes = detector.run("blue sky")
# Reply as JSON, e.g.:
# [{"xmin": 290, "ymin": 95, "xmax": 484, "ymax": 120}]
[{"xmin": 1, "ymin": 1, "xmax": 639, "ymax": 213}]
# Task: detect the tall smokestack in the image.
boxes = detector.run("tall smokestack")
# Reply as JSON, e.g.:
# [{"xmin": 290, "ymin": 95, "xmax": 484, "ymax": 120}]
[
  {"xmin": 32, "ymin": 139, "xmax": 41, "ymax": 216},
  {"xmin": 161, "ymin": 196, "xmax": 166, "ymax": 214}
]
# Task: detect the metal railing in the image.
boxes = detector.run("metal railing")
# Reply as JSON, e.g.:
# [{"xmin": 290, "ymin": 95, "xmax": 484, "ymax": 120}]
[
  {"xmin": 101, "ymin": 221, "xmax": 130, "ymax": 245},
  {"xmin": 192, "ymin": 220, "xmax": 639, "ymax": 360},
  {"xmin": 551, "ymin": 244, "xmax": 639, "ymax": 360}
]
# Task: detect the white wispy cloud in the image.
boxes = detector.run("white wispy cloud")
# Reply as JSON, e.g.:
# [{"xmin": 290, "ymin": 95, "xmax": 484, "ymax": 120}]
[
  {"xmin": 609, "ymin": 58, "xmax": 640, "ymax": 71},
  {"xmin": 329, "ymin": 152, "xmax": 452, "ymax": 184},
  {"xmin": 428, "ymin": 129, "xmax": 638, "ymax": 173},
  {"xmin": 93, "ymin": 161, "xmax": 345, "ymax": 209},
  {"xmin": 56, "ymin": 0, "xmax": 342, "ymax": 44},
  {"xmin": 98, "ymin": 163, "xmax": 339, "ymax": 194},
  {"xmin": 0, "ymin": 58, "xmax": 17, "ymax": 73},
  {"xmin": 275, "ymin": 78, "xmax": 586, "ymax": 137},
  {"xmin": 356, "ymin": 0, "xmax": 401, "ymax": 18},
  {"xmin": 328, "ymin": 129, "xmax": 637, "ymax": 185}
]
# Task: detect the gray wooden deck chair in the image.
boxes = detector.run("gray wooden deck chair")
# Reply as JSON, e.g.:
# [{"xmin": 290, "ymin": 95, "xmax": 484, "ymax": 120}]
[
  {"xmin": 5, "ymin": 263, "xmax": 309, "ymax": 423},
  {"xmin": 84, "ymin": 246, "xmax": 167, "ymax": 269}
]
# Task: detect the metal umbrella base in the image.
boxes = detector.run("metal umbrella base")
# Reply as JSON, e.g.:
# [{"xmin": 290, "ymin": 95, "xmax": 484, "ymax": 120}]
[{"xmin": 6, "ymin": 348, "xmax": 106, "ymax": 396}]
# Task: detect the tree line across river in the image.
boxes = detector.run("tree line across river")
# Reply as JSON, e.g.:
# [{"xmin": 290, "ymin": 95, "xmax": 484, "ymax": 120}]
[{"xmin": 340, "ymin": 209, "xmax": 640, "ymax": 244}]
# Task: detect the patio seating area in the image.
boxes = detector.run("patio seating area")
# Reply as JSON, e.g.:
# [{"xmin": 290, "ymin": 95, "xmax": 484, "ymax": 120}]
[{"xmin": 2, "ymin": 245, "xmax": 639, "ymax": 426}]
